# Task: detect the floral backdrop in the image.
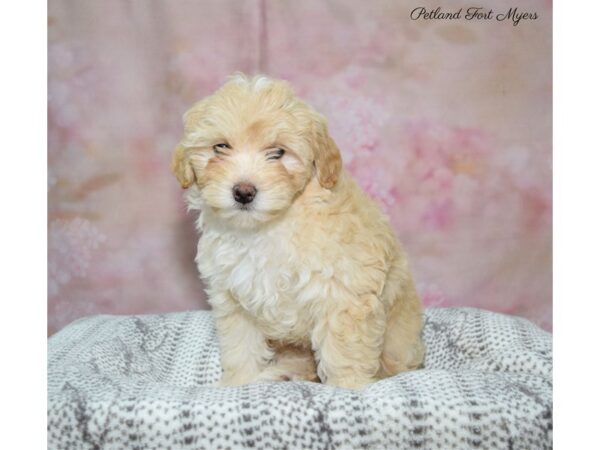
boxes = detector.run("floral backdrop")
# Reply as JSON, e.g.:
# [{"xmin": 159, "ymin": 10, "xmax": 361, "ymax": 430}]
[{"xmin": 48, "ymin": 0, "xmax": 552, "ymax": 335}]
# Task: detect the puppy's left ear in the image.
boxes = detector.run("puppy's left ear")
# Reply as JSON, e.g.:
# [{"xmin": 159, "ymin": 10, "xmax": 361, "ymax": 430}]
[
  {"xmin": 171, "ymin": 144, "xmax": 196, "ymax": 189},
  {"xmin": 312, "ymin": 114, "xmax": 342, "ymax": 189}
]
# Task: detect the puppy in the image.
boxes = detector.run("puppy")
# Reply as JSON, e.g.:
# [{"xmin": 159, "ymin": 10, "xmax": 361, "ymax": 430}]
[{"xmin": 172, "ymin": 74, "xmax": 425, "ymax": 389}]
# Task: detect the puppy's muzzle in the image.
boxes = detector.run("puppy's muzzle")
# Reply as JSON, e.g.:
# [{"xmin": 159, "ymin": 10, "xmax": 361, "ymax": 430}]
[{"xmin": 233, "ymin": 183, "xmax": 257, "ymax": 205}]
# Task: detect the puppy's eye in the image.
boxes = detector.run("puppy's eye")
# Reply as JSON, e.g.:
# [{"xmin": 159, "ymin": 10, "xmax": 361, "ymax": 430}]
[
  {"xmin": 213, "ymin": 143, "xmax": 231, "ymax": 155},
  {"xmin": 266, "ymin": 148, "xmax": 285, "ymax": 160}
]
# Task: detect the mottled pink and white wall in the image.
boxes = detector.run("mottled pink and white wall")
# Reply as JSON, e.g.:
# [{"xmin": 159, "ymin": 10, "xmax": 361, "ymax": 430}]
[{"xmin": 48, "ymin": 0, "xmax": 552, "ymax": 335}]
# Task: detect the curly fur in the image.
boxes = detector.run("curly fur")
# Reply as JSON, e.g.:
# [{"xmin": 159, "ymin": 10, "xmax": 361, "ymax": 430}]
[{"xmin": 172, "ymin": 74, "xmax": 424, "ymax": 389}]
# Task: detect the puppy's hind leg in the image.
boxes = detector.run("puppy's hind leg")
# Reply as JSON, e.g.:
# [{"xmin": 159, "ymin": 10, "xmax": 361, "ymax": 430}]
[
  {"xmin": 257, "ymin": 344, "xmax": 319, "ymax": 382},
  {"xmin": 312, "ymin": 293, "xmax": 388, "ymax": 390},
  {"xmin": 378, "ymin": 282, "xmax": 425, "ymax": 378}
]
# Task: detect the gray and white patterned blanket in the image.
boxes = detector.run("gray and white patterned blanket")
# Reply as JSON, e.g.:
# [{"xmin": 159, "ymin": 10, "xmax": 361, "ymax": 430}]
[{"xmin": 48, "ymin": 307, "xmax": 552, "ymax": 449}]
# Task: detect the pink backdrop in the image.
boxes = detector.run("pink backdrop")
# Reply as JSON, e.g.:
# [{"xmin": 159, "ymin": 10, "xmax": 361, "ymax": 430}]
[{"xmin": 48, "ymin": 0, "xmax": 552, "ymax": 335}]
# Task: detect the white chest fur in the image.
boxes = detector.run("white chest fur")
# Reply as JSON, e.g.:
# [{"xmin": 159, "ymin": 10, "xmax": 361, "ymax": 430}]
[{"xmin": 195, "ymin": 217, "xmax": 316, "ymax": 342}]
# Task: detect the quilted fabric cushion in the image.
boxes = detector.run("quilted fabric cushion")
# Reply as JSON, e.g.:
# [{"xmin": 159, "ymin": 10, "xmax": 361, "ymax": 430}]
[{"xmin": 47, "ymin": 307, "xmax": 552, "ymax": 449}]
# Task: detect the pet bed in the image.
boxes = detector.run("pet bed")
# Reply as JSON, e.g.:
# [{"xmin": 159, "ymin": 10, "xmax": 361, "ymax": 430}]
[{"xmin": 48, "ymin": 307, "xmax": 552, "ymax": 449}]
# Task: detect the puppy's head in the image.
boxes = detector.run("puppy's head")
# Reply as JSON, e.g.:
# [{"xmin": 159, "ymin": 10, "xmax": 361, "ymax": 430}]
[{"xmin": 172, "ymin": 74, "xmax": 342, "ymax": 229}]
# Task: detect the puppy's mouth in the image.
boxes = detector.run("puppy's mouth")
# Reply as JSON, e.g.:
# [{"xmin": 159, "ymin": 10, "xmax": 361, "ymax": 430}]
[{"xmin": 236, "ymin": 204, "xmax": 253, "ymax": 212}]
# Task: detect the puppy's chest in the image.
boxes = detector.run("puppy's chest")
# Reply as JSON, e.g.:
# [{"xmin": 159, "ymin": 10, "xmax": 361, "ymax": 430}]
[{"xmin": 197, "ymin": 230, "xmax": 313, "ymax": 339}]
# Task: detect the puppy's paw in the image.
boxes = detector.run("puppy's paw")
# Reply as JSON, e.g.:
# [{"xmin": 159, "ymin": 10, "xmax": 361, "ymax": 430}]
[
  {"xmin": 215, "ymin": 371, "xmax": 256, "ymax": 387},
  {"xmin": 257, "ymin": 365, "xmax": 319, "ymax": 383},
  {"xmin": 326, "ymin": 376, "xmax": 378, "ymax": 390}
]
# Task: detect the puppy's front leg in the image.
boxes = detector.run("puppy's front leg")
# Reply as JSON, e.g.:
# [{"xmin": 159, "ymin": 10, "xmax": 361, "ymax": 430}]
[
  {"xmin": 213, "ymin": 305, "xmax": 273, "ymax": 386},
  {"xmin": 312, "ymin": 294, "xmax": 387, "ymax": 389}
]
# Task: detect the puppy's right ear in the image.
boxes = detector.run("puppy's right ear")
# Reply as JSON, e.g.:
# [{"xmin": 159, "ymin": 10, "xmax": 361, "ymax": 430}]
[
  {"xmin": 171, "ymin": 100, "xmax": 208, "ymax": 189},
  {"xmin": 171, "ymin": 144, "xmax": 195, "ymax": 189}
]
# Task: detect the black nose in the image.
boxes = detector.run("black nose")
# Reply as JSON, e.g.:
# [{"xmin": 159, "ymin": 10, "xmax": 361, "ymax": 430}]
[{"xmin": 233, "ymin": 183, "xmax": 257, "ymax": 204}]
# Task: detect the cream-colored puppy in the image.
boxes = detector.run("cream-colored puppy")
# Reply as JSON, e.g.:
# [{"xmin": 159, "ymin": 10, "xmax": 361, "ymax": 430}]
[{"xmin": 172, "ymin": 74, "xmax": 424, "ymax": 389}]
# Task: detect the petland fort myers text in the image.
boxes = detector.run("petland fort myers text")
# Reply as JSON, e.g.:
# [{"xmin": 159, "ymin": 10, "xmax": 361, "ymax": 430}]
[{"xmin": 410, "ymin": 7, "xmax": 539, "ymax": 26}]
